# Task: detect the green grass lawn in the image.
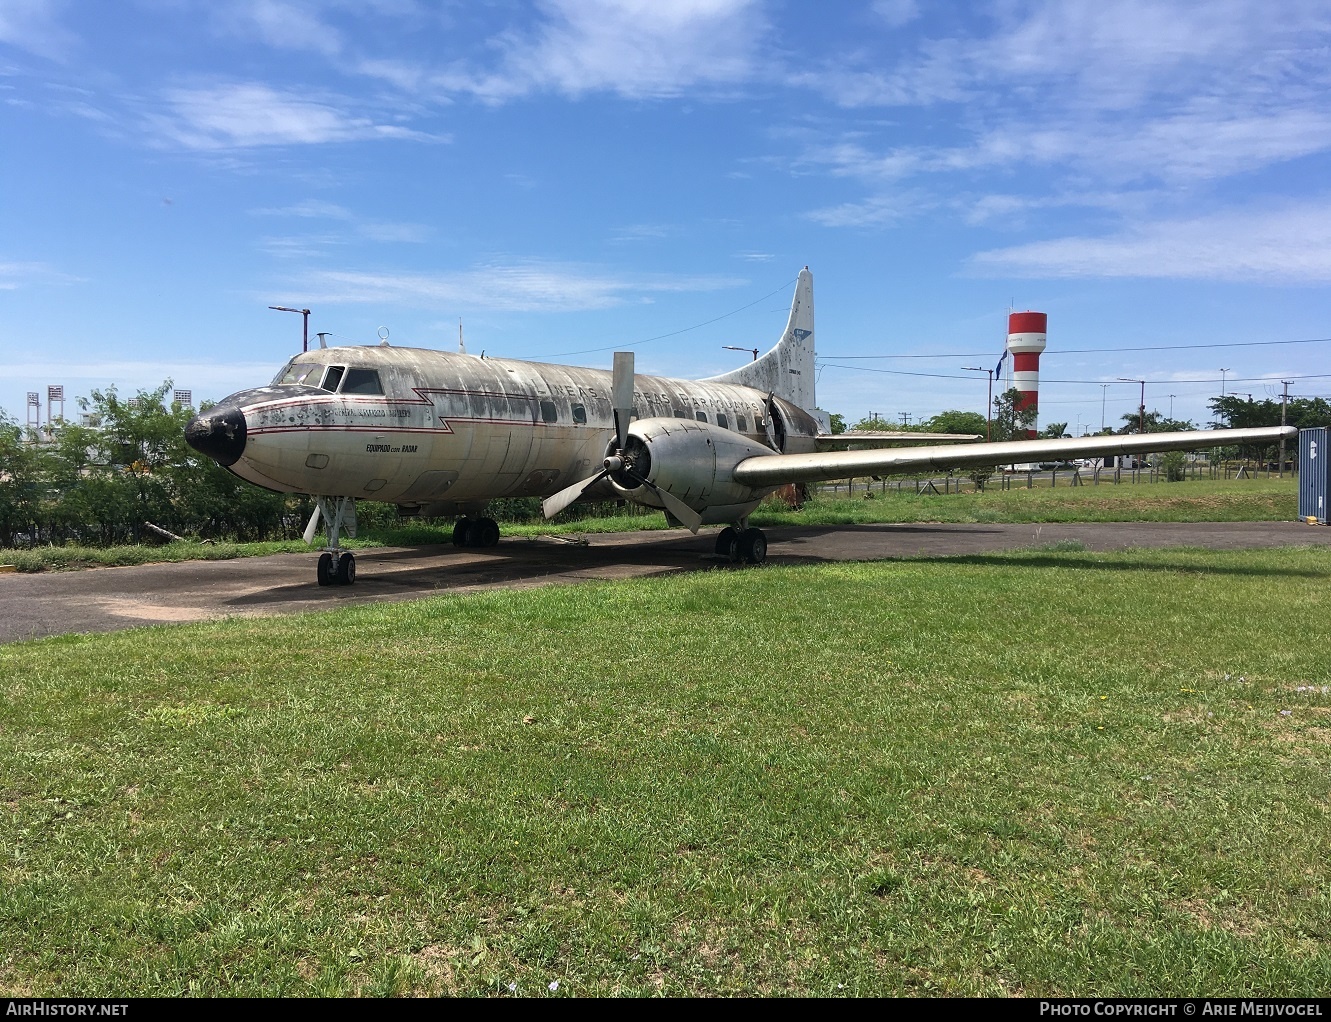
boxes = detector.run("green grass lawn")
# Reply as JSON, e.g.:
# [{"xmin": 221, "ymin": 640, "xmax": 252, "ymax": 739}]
[
  {"xmin": 3, "ymin": 545, "xmax": 1329, "ymax": 996},
  {"xmin": 0, "ymin": 477, "xmax": 1299, "ymax": 572}
]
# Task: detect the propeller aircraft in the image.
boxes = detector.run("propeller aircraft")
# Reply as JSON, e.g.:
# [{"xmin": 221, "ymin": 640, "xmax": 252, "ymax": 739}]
[{"xmin": 185, "ymin": 268, "xmax": 1295, "ymax": 585}]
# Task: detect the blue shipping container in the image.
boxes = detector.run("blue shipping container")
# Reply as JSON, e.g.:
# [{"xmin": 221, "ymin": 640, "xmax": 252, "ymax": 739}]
[{"xmin": 1299, "ymin": 428, "xmax": 1328, "ymax": 524}]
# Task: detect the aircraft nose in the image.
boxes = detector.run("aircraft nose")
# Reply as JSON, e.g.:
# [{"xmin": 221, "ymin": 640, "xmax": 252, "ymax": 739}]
[{"xmin": 184, "ymin": 405, "xmax": 247, "ymax": 466}]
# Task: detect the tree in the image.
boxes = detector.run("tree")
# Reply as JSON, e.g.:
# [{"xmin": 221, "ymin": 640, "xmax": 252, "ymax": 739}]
[
  {"xmin": 921, "ymin": 410, "xmax": 986, "ymax": 436},
  {"xmin": 828, "ymin": 412, "xmax": 847, "ymax": 435},
  {"xmin": 852, "ymin": 414, "xmax": 917, "ymax": 431},
  {"xmin": 0, "ymin": 413, "xmax": 42, "ymax": 547},
  {"xmin": 1115, "ymin": 410, "xmax": 1195, "ymax": 434},
  {"xmin": 991, "ymin": 389, "xmax": 1037, "ymax": 442},
  {"xmin": 1039, "ymin": 421, "xmax": 1069, "ymax": 439}
]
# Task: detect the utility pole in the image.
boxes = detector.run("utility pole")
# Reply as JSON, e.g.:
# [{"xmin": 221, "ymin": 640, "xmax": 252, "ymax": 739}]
[
  {"xmin": 899, "ymin": 412, "xmax": 912, "ymax": 427},
  {"xmin": 962, "ymin": 366, "xmax": 994, "ymax": 440},
  {"xmin": 1168, "ymin": 394, "xmax": 1176, "ymax": 419},
  {"xmin": 269, "ymin": 306, "xmax": 311, "ymax": 352},
  {"xmin": 1119, "ymin": 378, "xmax": 1145, "ymax": 433},
  {"xmin": 1280, "ymin": 380, "xmax": 1291, "ymax": 478},
  {"xmin": 1100, "ymin": 384, "xmax": 1108, "ymax": 431}
]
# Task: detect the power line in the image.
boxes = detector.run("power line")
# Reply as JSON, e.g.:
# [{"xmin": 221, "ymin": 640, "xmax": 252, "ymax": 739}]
[
  {"xmin": 815, "ymin": 362, "xmax": 1331, "ymax": 385},
  {"xmin": 822, "ymin": 335, "xmax": 1331, "ymax": 359}
]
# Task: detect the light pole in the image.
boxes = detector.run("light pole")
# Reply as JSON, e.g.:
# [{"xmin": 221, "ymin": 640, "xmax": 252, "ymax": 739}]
[
  {"xmin": 1220, "ymin": 367, "xmax": 1231, "ymax": 397},
  {"xmin": 270, "ymin": 306, "xmax": 311, "ymax": 352},
  {"xmin": 723, "ymin": 345, "xmax": 759, "ymax": 362},
  {"xmin": 1118, "ymin": 377, "xmax": 1146, "ymax": 433},
  {"xmin": 1100, "ymin": 383, "xmax": 1109, "ymax": 431},
  {"xmin": 962, "ymin": 366, "xmax": 994, "ymax": 441},
  {"xmin": 1168, "ymin": 394, "xmax": 1176, "ymax": 419}
]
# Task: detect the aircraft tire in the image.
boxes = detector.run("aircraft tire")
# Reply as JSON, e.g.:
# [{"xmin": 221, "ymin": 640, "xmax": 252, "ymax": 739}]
[
  {"xmin": 715, "ymin": 526, "xmax": 738, "ymax": 559},
  {"xmin": 739, "ymin": 527, "xmax": 767, "ymax": 565},
  {"xmin": 316, "ymin": 552, "xmax": 335, "ymax": 586},
  {"xmin": 336, "ymin": 552, "xmax": 356, "ymax": 586},
  {"xmin": 474, "ymin": 518, "xmax": 500, "ymax": 547},
  {"xmin": 452, "ymin": 519, "xmax": 471, "ymax": 547}
]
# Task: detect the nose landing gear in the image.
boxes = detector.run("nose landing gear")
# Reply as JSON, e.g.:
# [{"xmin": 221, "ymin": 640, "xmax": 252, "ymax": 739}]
[{"xmin": 307, "ymin": 496, "xmax": 359, "ymax": 586}]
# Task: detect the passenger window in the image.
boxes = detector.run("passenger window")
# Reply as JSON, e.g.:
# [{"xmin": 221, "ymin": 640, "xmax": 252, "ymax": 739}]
[
  {"xmin": 717, "ymin": 413, "xmax": 729, "ymax": 430},
  {"xmin": 695, "ymin": 411, "xmax": 708, "ymax": 423},
  {"xmin": 737, "ymin": 414, "xmax": 748, "ymax": 432},
  {"xmin": 673, "ymin": 409, "xmax": 688, "ymax": 419},
  {"xmin": 540, "ymin": 400, "xmax": 558, "ymax": 423},
  {"xmin": 321, "ymin": 365, "xmax": 345, "ymax": 392},
  {"xmin": 340, "ymin": 368, "xmax": 383, "ymax": 395},
  {"xmin": 571, "ymin": 403, "xmax": 587, "ymax": 424}
]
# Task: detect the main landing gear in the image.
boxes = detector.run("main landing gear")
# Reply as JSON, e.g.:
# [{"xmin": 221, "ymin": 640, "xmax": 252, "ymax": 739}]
[
  {"xmin": 452, "ymin": 516, "xmax": 500, "ymax": 548},
  {"xmin": 714, "ymin": 522, "xmax": 768, "ymax": 565},
  {"xmin": 306, "ymin": 495, "xmax": 358, "ymax": 587}
]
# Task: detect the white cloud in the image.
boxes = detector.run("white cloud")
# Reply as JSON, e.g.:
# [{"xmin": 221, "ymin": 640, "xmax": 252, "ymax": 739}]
[
  {"xmin": 872, "ymin": 0, "xmax": 919, "ymax": 29},
  {"xmin": 250, "ymin": 199, "xmax": 431, "ymax": 245},
  {"xmin": 806, "ymin": 189, "xmax": 932, "ymax": 228},
  {"xmin": 969, "ymin": 201, "xmax": 1331, "ymax": 283},
  {"xmin": 0, "ymin": 0, "xmax": 76, "ymax": 61},
  {"xmin": 211, "ymin": 1, "xmax": 343, "ymax": 57},
  {"xmin": 609, "ymin": 223, "xmax": 681, "ymax": 243},
  {"xmin": 373, "ymin": 0, "xmax": 765, "ymax": 102},
  {"xmin": 148, "ymin": 82, "xmax": 442, "ymax": 150},
  {"xmin": 298, "ymin": 262, "xmax": 745, "ymax": 311},
  {"xmin": 0, "ymin": 260, "xmax": 80, "ymax": 289},
  {"xmin": 8, "ymin": 360, "xmax": 281, "ymax": 399}
]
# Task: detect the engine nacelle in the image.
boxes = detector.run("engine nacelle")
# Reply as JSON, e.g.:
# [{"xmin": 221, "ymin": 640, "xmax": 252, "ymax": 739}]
[{"xmin": 608, "ymin": 418, "xmax": 776, "ymax": 520}]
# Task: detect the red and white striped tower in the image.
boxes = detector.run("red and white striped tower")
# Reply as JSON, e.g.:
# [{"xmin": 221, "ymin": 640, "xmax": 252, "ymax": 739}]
[{"xmin": 1007, "ymin": 311, "xmax": 1047, "ymax": 438}]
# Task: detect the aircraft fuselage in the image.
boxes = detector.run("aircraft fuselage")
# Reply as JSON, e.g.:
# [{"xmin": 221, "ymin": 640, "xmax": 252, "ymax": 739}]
[{"xmin": 197, "ymin": 346, "xmax": 818, "ymax": 515}]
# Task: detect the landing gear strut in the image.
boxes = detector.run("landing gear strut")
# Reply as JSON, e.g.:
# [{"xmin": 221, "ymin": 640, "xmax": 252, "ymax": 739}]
[
  {"xmin": 307, "ymin": 495, "xmax": 358, "ymax": 586},
  {"xmin": 715, "ymin": 522, "xmax": 767, "ymax": 565},
  {"xmin": 452, "ymin": 516, "xmax": 500, "ymax": 548}
]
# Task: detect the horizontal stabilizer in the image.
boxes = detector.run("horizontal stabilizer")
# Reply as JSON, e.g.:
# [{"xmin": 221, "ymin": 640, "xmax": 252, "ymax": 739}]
[{"xmin": 733, "ymin": 426, "xmax": 1297, "ymax": 488}]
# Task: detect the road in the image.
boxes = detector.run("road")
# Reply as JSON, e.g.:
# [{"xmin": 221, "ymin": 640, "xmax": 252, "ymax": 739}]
[{"xmin": 2, "ymin": 520, "xmax": 1328, "ymax": 643}]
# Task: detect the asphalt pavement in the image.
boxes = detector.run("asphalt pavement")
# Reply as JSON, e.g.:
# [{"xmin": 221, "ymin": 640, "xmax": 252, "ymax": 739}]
[{"xmin": 2, "ymin": 520, "xmax": 1328, "ymax": 643}]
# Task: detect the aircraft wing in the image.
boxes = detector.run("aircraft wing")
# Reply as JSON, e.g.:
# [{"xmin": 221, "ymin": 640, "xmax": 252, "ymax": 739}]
[
  {"xmin": 814, "ymin": 430, "xmax": 982, "ymax": 451},
  {"xmin": 733, "ymin": 426, "xmax": 1296, "ymax": 487}
]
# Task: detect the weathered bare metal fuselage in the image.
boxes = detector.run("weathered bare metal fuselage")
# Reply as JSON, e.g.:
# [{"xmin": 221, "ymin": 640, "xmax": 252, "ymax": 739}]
[{"xmin": 225, "ymin": 345, "xmax": 817, "ymax": 517}]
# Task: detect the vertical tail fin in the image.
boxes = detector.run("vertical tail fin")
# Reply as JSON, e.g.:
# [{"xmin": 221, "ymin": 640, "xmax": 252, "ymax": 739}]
[{"xmin": 703, "ymin": 267, "xmax": 815, "ymax": 412}]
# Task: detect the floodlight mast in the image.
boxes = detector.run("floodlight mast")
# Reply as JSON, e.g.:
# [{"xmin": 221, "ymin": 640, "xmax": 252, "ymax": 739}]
[
  {"xmin": 961, "ymin": 366, "xmax": 994, "ymax": 441},
  {"xmin": 269, "ymin": 306, "xmax": 311, "ymax": 352},
  {"xmin": 1118, "ymin": 378, "xmax": 1146, "ymax": 434}
]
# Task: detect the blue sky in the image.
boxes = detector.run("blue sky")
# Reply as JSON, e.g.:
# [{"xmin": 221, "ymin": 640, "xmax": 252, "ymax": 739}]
[{"xmin": 3, "ymin": 0, "xmax": 1330, "ymax": 433}]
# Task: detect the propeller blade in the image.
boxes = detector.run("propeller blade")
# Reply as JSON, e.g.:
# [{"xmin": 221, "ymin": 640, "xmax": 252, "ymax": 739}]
[
  {"xmin": 628, "ymin": 472, "xmax": 703, "ymax": 534},
  {"xmin": 611, "ymin": 350, "xmax": 634, "ymax": 451},
  {"xmin": 302, "ymin": 503, "xmax": 322, "ymax": 545},
  {"xmin": 542, "ymin": 469, "xmax": 608, "ymax": 520}
]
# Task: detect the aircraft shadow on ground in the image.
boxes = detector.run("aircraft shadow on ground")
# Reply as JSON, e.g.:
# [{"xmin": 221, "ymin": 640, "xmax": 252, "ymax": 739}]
[
  {"xmin": 223, "ymin": 528, "xmax": 1331, "ymax": 608},
  {"xmin": 221, "ymin": 543, "xmax": 714, "ymax": 608}
]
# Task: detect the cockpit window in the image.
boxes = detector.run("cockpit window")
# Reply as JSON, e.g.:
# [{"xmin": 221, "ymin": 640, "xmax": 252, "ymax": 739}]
[
  {"xmin": 273, "ymin": 362, "xmax": 322, "ymax": 386},
  {"xmin": 340, "ymin": 368, "xmax": 383, "ymax": 395},
  {"xmin": 321, "ymin": 365, "xmax": 345, "ymax": 392}
]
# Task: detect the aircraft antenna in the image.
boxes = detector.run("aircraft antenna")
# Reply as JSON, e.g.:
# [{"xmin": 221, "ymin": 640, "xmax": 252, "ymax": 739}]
[
  {"xmin": 377, "ymin": 326, "xmax": 390, "ymax": 347},
  {"xmin": 459, "ymin": 318, "xmax": 466, "ymax": 354}
]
